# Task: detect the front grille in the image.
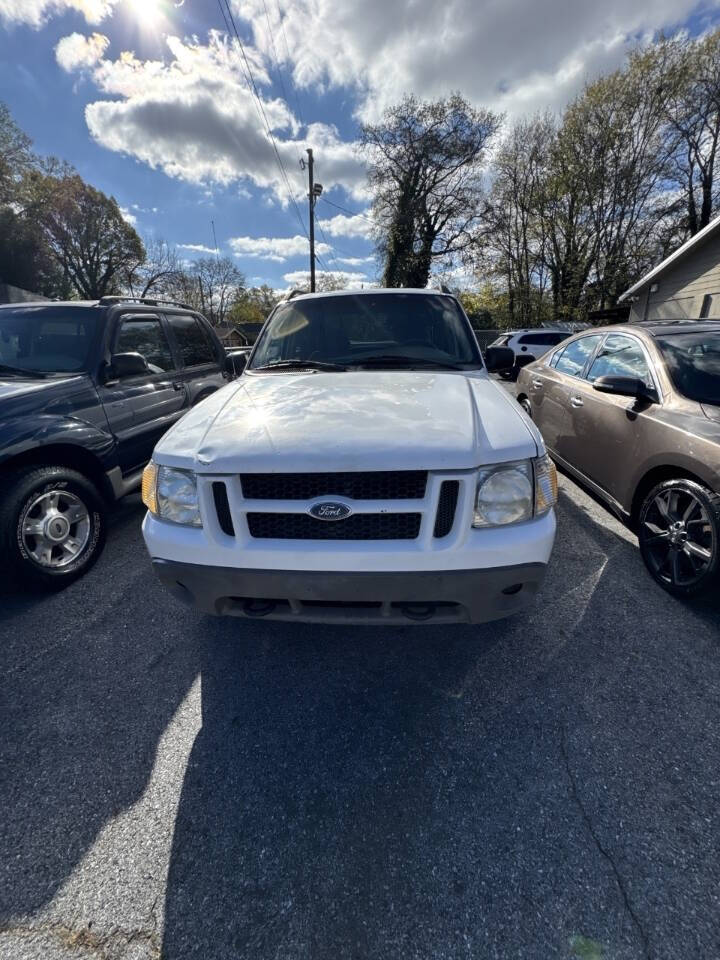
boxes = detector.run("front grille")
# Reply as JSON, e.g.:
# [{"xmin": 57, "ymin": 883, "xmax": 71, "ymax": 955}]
[
  {"xmin": 434, "ymin": 480, "xmax": 459, "ymax": 538},
  {"xmin": 247, "ymin": 512, "xmax": 421, "ymax": 540},
  {"xmin": 241, "ymin": 471, "xmax": 427, "ymax": 501},
  {"xmin": 212, "ymin": 482, "xmax": 235, "ymax": 536}
]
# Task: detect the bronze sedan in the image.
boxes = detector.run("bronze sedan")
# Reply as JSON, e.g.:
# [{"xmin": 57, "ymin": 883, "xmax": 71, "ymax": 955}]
[{"xmin": 516, "ymin": 321, "xmax": 720, "ymax": 597}]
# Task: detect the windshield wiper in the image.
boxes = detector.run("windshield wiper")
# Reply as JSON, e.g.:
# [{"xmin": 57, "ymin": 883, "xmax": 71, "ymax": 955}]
[
  {"xmin": 251, "ymin": 359, "xmax": 348, "ymax": 372},
  {"xmin": 0, "ymin": 362, "xmax": 47, "ymax": 379},
  {"xmin": 353, "ymin": 355, "xmax": 464, "ymax": 370}
]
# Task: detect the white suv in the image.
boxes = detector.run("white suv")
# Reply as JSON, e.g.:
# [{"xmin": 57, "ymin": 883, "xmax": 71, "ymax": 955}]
[
  {"xmin": 141, "ymin": 290, "xmax": 557, "ymax": 625},
  {"xmin": 488, "ymin": 329, "xmax": 569, "ymax": 379}
]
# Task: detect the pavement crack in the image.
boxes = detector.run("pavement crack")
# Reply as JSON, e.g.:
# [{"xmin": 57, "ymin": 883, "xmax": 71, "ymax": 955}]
[{"xmin": 560, "ymin": 728, "xmax": 652, "ymax": 960}]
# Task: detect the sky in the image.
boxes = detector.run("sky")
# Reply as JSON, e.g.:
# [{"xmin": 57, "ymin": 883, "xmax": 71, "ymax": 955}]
[{"xmin": 1, "ymin": 0, "xmax": 719, "ymax": 292}]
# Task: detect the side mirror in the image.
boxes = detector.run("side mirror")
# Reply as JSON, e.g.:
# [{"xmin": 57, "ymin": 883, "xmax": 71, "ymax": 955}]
[
  {"xmin": 592, "ymin": 375, "xmax": 656, "ymax": 402},
  {"xmin": 484, "ymin": 346, "xmax": 515, "ymax": 373},
  {"xmin": 109, "ymin": 352, "xmax": 149, "ymax": 378},
  {"xmin": 225, "ymin": 351, "xmax": 248, "ymax": 377}
]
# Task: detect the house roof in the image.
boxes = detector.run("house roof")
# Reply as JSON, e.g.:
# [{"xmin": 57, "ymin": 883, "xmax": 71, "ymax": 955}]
[{"xmin": 619, "ymin": 213, "xmax": 720, "ymax": 303}]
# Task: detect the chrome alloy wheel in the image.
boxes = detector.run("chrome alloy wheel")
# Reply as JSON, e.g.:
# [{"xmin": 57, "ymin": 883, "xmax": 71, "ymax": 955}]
[
  {"xmin": 20, "ymin": 489, "xmax": 91, "ymax": 569},
  {"xmin": 641, "ymin": 487, "xmax": 714, "ymax": 588}
]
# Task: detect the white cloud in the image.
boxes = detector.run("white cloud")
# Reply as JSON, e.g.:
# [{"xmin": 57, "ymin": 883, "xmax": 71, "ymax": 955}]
[
  {"xmin": 55, "ymin": 32, "xmax": 109, "ymax": 72},
  {"xmin": 282, "ymin": 269, "xmax": 370, "ymax": 290},
  {"xmin": 317, "ymin": 211, "xmax": 374, "ymax": 239},
  {"xmin": 119, "ymin": 206, "xmax": 137, "ymax": 226},
  {"xmin": 177, "ymin": 243, "xmax": 217, "ymax": 255},
  {"xmin": 236, "ymin": 0, "xmax": 704, "ymax": 121},
  {"xmin": 229, "ymin": 234, "xmax": 330, "ymax": 262},
  {"xmin": 336, "ymin": 255, "xmax": 375, "ymax": 266},
  {"xmin": 62, "ymin": 33, "xmax": 368, "ymax": 206},
  {"xmin": 0, "ymin": 0, "xmax": 118, "ymax": 27}
]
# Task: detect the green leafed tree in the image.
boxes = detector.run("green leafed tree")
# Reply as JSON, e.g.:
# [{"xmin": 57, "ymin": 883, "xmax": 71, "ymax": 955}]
[
  {"xmin": 362, "ymin": 93, "xmax": 501, "ymax": 289},
  {"xmin": 31, "ymin": 174, "xmax": 145, "ymax": 299}
]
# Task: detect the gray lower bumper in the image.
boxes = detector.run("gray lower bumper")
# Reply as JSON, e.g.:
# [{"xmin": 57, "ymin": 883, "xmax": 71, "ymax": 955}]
[{"xmin": 151, "ymin": 560, "xmax": 547, "ymax": 625}]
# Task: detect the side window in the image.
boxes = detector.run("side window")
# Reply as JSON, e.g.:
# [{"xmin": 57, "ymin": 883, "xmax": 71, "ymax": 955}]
[
  {"xmin": 554, "ymin": 335, "xmax": 603, "ymax": 377},
  {"xmin": 115, "ymin": 315, "xmax": 174, "ymax": 373},
  {"xmin": 587, "ymin": 334, "xmax": 653, "ymax": 388},
  {"xmin": 518, "ymin": 333, "xmax": 562, "ymax": 346},
  {"xmin": 167, "ymin": 314, "xmax": 217, "ymax": 367}
]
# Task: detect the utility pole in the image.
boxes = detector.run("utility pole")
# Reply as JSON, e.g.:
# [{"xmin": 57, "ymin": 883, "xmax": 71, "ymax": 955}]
[
  {"xmin": 306, "ymin": 148, "xmax": 316, "ymax": 292},
  {"xmin": 304, "ymin": 148, "xmax": 323, "ymax": 292}
]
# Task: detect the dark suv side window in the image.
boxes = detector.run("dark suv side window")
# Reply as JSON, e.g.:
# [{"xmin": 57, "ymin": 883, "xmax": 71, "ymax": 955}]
[
  {"xmin": 167, "ymin": 314, "xmax": 217, "ymax": 367},
  {"xmin": 116, "ymin": 315, "xmax": 174, "ymax": 373}
]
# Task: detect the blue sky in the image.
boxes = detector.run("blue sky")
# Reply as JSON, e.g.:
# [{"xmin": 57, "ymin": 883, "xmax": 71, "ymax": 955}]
[{"xmin": 1, "ymin": 0, "xmax": 719, "ymax": 291}]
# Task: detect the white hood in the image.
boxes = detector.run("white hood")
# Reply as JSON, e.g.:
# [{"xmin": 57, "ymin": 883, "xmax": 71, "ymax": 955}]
[{"xmin": 154, "ymin": 371, "xmax": 540, "ymax": 473}]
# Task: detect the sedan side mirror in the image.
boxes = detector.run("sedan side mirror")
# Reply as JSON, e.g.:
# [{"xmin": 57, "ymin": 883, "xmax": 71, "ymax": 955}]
[
  {"xmin": 109, "ymin": 352, "xmax": 150, "ymax": 378},
  {"xmin": 592, "ymin": 375, "xmax": 656, "ymax": 402},
  {"xmin": 225, "ymin": 350, "xmax": 248, "ymax": 377},
  {"xmin": 484, "ymin": 346, "xmax": 515, "ymax": 373}
]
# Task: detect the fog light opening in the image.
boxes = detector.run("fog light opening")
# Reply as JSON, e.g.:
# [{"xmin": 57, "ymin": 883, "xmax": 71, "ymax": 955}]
[
  {"xmin": 243, "ymin": 599, "xmax": 277, "ymax": 617},
  {"xmin": 501, "ymin": 583, "xmax": 523, "ymax": 596},
  {"xmin": 400, "ymin": 603, "xmax": 435, "ymax": 621}
]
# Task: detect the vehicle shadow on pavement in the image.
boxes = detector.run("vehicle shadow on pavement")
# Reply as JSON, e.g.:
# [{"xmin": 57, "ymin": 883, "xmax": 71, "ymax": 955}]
[
  {"xmin": 0, "ymin": 496, "xmax": 201, "ymax": 929},
  {"xmin": 162, "ymin": 490, "xmax": 720, "ymax": 960}
]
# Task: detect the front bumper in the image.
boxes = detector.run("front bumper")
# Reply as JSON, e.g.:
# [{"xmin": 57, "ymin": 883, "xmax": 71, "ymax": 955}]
[{"xmin": 151, "ymin": 560, "xmax": 547, "ymax": 624}]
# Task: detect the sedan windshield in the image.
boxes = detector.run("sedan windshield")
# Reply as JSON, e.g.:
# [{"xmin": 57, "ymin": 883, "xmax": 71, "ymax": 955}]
[
  {"xmin": 655, "ymin": 330, "xmax": 720, "ymax": 406},
  {"xmin": 0, "ymin": 306, "xmax": 98, "ymax": 374},
  {"xmin": 249, "ymin": 293, "xmax": 482, "ymax": 371}
]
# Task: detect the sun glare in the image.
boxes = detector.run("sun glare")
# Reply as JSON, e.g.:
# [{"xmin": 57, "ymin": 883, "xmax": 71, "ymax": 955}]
[{"xmin": 127, "ymin": 0, "xmax": 163, "ymax": 28}]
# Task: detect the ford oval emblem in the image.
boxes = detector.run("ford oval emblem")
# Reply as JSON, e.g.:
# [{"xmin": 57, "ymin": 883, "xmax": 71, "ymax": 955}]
[{"xmin": 309, "ymin": 501, "xmax": 352, "ymax": 521}]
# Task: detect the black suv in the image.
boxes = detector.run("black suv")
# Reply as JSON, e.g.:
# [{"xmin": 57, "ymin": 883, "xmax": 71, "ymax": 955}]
[{"xmin": 0, "ymin": 297, "xmax": 246, "ymax": 588}]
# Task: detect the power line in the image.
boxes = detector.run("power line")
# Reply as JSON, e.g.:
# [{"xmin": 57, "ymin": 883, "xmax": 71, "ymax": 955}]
[
  {"xmin": 217, "ymin": 0, "xmax": 310, "ymax": 247},
  {"xmin": 318, "ymin": 195, "xmax": 375, "ymax": 224},
  {"xmin": 275, "ymin": 0, "xmax": 306, "ymax": 130}
]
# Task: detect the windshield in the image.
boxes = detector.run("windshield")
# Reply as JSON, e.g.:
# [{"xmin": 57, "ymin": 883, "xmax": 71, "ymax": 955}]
[
  {"xmin": 0, "ymin": 306, "xmax": 98, "ymax": 374},
  {"xmin": 249, "ymin": 293, "xmax": 482, "ymax": 371},
  {"xmin": 655, "ymin": 330, "xmax": 720, "ymax": 406}
]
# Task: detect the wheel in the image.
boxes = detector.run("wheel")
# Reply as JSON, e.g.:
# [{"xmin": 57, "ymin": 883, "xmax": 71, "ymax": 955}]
[
  {"xmin": 0, "ymin": 465, "xmax": 107, "ymax": 590},
  {"xmin": 518, "ymin": 396, "xmax": 532, "ymax": 418},
  {"xmin": 638, "ymin": 478, "xmax": 720, "ymax": 597}
]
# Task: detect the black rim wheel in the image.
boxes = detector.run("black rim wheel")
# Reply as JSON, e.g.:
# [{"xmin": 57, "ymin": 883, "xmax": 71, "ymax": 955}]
[{"xmin": 641, "ymin": 486, "xmax": 715, "ymax": 589}]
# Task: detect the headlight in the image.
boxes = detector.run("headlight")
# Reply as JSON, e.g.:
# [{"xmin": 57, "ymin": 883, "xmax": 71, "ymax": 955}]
[
  {"xmin": 472, "ymin": 454, "xmax": 557, "ymax": 527},
  {"xmin": 141, "ymin": 462, "xmax": 202, "ymax": 527},
  {"xmin": 473, "ymin": 461, "xmax": 534, "ymax": 527}
]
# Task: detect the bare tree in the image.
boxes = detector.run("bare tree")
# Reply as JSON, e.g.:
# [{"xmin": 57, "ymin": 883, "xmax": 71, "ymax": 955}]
[
  {"xmin": 654, "ymin": 32, "xmax": 720, "ymax": 235},
  {"xmin": 174, "ymin": 257, "xmax": 246, "ymax": 326},
  {"xmin": 125, "ymin": 237, "xmax": 181, "ymax": 298}
]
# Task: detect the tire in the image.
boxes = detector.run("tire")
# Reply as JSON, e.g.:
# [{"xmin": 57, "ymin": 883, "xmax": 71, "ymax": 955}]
[
  {"xmin": 0, "ymin": 465, "xmax": 107, "ymax": 590},
  {"xmin": 518, "ymin": 396, "xmax": 532, "ymax": 418},
  {"xmin": 638, "ymin": 478, "xmax": 720, "ymax": 598}
]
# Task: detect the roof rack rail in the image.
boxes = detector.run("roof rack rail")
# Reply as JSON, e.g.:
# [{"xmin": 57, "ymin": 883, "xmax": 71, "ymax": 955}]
[
  {"xmin": 98, "ymin": 295, "xmax": 194, "ymax": 310},
  {"xmin": 439, "ymin": 283, "xmax": 453, "ymax": 295},
  {"xmin": 283, "ymin": 288, "xmax": 305, "ymax": 301}
]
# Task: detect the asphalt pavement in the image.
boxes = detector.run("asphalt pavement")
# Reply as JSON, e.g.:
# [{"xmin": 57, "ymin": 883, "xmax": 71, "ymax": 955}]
[{"xmin": 2, "ymin": 471, "xmax": 720, "ymax": 960}]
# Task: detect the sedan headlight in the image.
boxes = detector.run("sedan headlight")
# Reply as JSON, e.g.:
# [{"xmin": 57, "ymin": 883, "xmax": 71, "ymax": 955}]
[
  {"xmin": 472, "ymin": 455, "xmax": 557, "ymax": 527},
  {"xmin": 141, "ymin": 462, "xmax": 202, "ymax": 527}
]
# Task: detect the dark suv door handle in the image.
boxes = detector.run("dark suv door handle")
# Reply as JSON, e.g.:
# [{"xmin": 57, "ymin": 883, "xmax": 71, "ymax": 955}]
[
  {"xmin": 531, "ymin": 379, "xmax": 543, "ymax": 389},
  {"xmin": 173, "ymin": 382, "xmax": 185, "ymax": 391}
]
